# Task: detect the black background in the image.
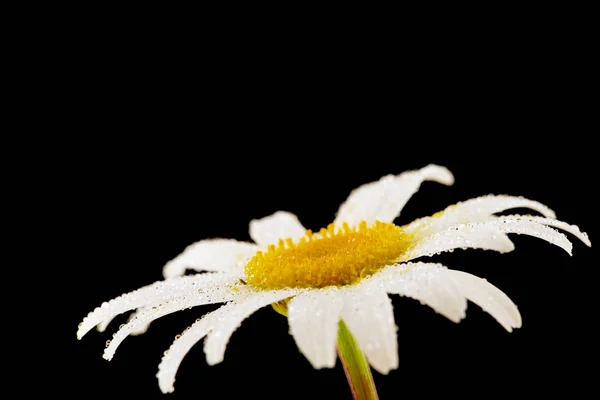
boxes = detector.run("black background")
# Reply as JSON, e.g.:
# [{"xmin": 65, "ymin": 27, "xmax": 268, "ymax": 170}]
[{"xmin": 43, "ymin": 20, "xmax": 597, "ymax": 400}]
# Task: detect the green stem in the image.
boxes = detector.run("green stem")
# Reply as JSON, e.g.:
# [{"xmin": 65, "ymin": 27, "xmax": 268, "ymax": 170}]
[
  {"xmin": 272, "ymin": 300, "xmax": 379, "ymax": 400},
  {"xmin": 336, "ymin": 320, "xmax": 379, "ymax": 400}
]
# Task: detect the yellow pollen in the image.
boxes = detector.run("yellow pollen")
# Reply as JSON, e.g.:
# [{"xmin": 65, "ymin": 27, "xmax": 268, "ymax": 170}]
[{"xmin": 245, "ymin": 221, "xmax": 413, "ymax": 289}]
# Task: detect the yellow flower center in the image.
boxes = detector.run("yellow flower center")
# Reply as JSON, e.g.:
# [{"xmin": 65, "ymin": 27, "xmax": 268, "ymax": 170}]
[{"xmin": 245, "ymin": 221, "xmax": 413, "ymax": 289}]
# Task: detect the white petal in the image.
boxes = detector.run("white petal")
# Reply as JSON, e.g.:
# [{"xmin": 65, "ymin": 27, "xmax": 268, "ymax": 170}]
[
  {"xmin": 155, "ymin": 288, "xmax": 306, "ymax": 393},
  {"xmin": 334, "ymin": 164, "xmax": 454, "ymax": 227},
  {"xmin": 404, "ymin": 226, "xmax": 516, "ymax": 261},
  {"xmin": 462, "ymin": 194, "xmax": 556, "ymax": 218},
  {"xmin": 204, "ymin": 288, "xmax": 302, "ymax": 365},
  {"xmin": 287, "ymin": 287, "xmax": 343, "ymax": 369},
  {"xmin": 470, "ymin": 218, "xmax": 574, "ymax": 254},
  {"xmin": 446, "ymin": 270, "xmax": 521, "ymax": 332},
  {"xmin": 103, "ymin": 277, "xmax": 247, "ymax": 360},
  {"xmin": 156, "ymin": 302, "xmax": 239, "ymax": 394},
  {"xmin": 249, "ymin": 211, "xmax": 307, "ymax": 247},
  {"xmin": 78, "ymin": 273, "xmax": 234, "ymax": 339},
  {"xmin": 372, "ymin": 262, "xmax": 467, "ymax": 323},
  {"xmin": 100, "ymin": 308, "xmax": 153, "ymax": 337},
  {"xmin": 339, "ymin": 283, "xmax": 398, "ymax": 374},
  {"xmin": 465, "ymin": 195, "xmax": 555, "ymax": 217},
  {"xmin": 98, "ymin": 311, "xmax": 149, "ymax": 335},
  {"xmin": 96, "ymin": 316, "xmax": 115, "ymax": 333},
  {"xmin": 404, "ymin": 195, "xmax": 556, "ymax": 236},
  {"xmin": 407, "ymin": 216, "xmax": 576, "ymax": 257},
  {"xmin": 501, "ymin": 215, "xmax": 591, "ymax": 247},
  {"xmin": 127, "ymin": 308, "xmax": 152, "ymax": 336},
  {"xmin": 163, "ymin": 239, "xmax": 258, "ymax": 279}
]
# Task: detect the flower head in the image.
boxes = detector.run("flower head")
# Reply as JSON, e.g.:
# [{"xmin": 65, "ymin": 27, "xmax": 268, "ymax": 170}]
[{"xmin": 77, "ymin": 164, "xmax": 590, "ymax": 394}]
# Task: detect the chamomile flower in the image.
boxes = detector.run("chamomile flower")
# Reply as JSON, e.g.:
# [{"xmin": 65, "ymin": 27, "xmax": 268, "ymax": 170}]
[{"xmin": 77, "ymin": 164, "xmax": 590, "ymax": 396}]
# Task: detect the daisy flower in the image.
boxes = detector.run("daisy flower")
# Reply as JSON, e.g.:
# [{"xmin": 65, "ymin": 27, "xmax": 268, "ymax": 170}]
[{"xmin": 77, "ymin": 164, "xmax": 590, "ymax": 398}]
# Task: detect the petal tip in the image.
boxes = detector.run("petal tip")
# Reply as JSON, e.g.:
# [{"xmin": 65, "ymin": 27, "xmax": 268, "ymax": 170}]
[
  {"xmin": 205, "ymin": 354, "xmax": 223, "ymax": 366},
  {"xmin": 448, "ymin": 314, "xmax": 464, "ymax": 324},
  {"xmin": 309, "ymin": 357, "xmax": 337, "ymax": 369},
  {"xmin": 76, "ymin": 325, "xmax": 88, "ymax": 340},
  {"xmin": 424, "ymin": 164, "xmax": 455, "ymax": 186},
  {"xmin": 158, "ymin": 380, "xmax": 175, "ymax": 394},
  {"xmin": 583, "ymin": 234, "xmax": 592, "ymax": 247},
  {"xmin": 370, "ymin": 361, "xmax": 397, "ymax": 375}
]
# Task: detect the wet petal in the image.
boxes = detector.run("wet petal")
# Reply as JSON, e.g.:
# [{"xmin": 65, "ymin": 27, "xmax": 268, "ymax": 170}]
[
  {"xmin": 127, "ymin": 308, "xmax": 152, "ymax": 336},
  {"xmin": 103, "ymin": 278, "xmax": 247, "ymax": 360},
  {"xmin": 335, "ymin": 164, "xmax": 454, "ymax": 227},
  {"xmin": 372, "ymin": 262, "xmax": 467, "ymax": 323},
  {"xmin": 204, "ymin": 288, "xmax": 301, "ymax": 365},
  {"xmin": 404, "ymin": 195, "xmax": 556, "ymax": 236},
  {"xmin": 287, "ymin": 287, "xmax": 343, "ymax": 369},
  {"xmin": 162, "ymin": 239, "xmax": 258, "ymax": 279},
  {"xmin": 339, "ymin": 283, "xmax": 398, "ymax": 374},
  {"xmin": 403, "ymin": 226, "xmax": 516, "ymax": 261},
  {"xmin": 96, "ymin": 316, "xmax": 115, "ymax": 333},
  {"xmin": 407, "ymin": 216, "xmax": 578, "ymax": 258},
  {"xmin": 501, "ymin": 215, "xmax": 590, "ymax": 247},
  {"xmin": 469, "ymin": 218, "xmax": 575, "ymax": 254},
  {"xmin": 156, "ymin": 289, "xmax": 301, "ymax": 393},
  {"xmin": 78, "ymin": 273, "xmax": 235, "ymax": 339},
  {"xmin": 156, "ymin": 302, "xmax": 238, "ymax": 394},
  {"xmin": 447, "ymin": 270, "xmax": 521, "ymax": 331},
  {"xmin": 249, "ymin": 211, "xmax": 307, "ymax": 247},
  {"xmin": 457, "ymin": 194, "xmax": 557, "ymax": 218}
]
